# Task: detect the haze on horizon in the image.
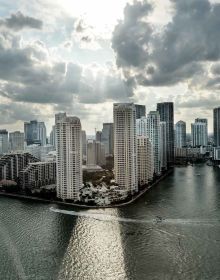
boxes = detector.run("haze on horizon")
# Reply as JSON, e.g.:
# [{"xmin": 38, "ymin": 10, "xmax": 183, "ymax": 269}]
[{"xmin": 0, "ymin": 0, "xmax": 220, "ymax": 134}]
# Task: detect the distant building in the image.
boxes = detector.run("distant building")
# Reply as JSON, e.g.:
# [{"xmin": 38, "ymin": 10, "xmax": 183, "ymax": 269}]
[
  {"xmin": 191, "ymin": 120, "xmax": 208, "ymax": 147},
  {"xmin": 0, "ymin": 153, "xmax": 39, "ymax": 181},
  {"xmin": 213, "ymin": 147, "xmax": 220, "ymax": 161},
  {"xmin": 157, "ymin": 102, "xmax": 174, "ymax": 164},
  {"xmin": 213, "ymin": 107, "xmax": 220, "ymax": 147},
  {"xmin": 81, "ymin": 130, "xmax": 87, "ymax": 160},
  {"xmin": 137, "ymin": 136, "xmax": 154, "ymax": 186},
  {"xmin": 19, "ymin": 161, "xmax": 56, "ymax": 190},
  {"xmin": 0, "ymin": 129, "xmax": 9, "ymax": 155},
  {"xmin": 56, "ymin": 113, "xmax": 82, "ymax": 201},
  {"xmin": 87, "ymin": 140, "xmax": 96, "ymax": 166},
  {"xmin": 160, "ymin": 121, "xmax": 167, "ymax": 170},
  {"xmin": 114, "ymin": 103, "xmax": 138, "ymax": 193},
  {"xmin": 24, "ymin": 120, "xmax": 47, "ymax": 146},
  {"xmin": 101, "ymin": 123, "xmax": 114, "ymax": 156},
  {"xmin": 135, "ymin": 104, "xmax": 146, "ymax": 119},
  {"xmin": 9, "ymin": 131, "xmax": 24, "ymax": 152},
  {"xmin": 49, "ymin": 125, "xmax": 56, "ymax": 148},
  {"xmin": 175, "ymin": 121, "xmax": 186, "ymax": 148},
  {"xmin": 96, "ymin": 131, "xmax": 102, "ymax": 142}
]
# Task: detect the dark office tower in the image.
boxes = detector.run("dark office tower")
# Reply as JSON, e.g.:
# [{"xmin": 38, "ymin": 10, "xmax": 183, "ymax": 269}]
[
  {"xmin": 157, "ymin": 102, "xmax": 174, "ymax": 164},
  {"xmin": 135, "ymin": 104, "xmax": 146, "ymax": 119},
  {"xmin": 24, "ymin": 120, "xmax": 46, "ymax": 146},
  {"xmin": 101, "ymin": 123, "xmax": 114, "ymax": 156},
  {"xmin": 214, "ymin": 107, "xmax": 220, "ymax": 147},
  {"xmin": 96, "ymin": 131, "xmax": 102, "ymax": 142}
]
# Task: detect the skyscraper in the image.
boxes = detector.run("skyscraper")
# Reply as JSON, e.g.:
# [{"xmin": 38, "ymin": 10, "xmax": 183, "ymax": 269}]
[
  {"xmin": 56, "ymin": 113, "xmax": 82, "ymax": 201},
  {"xmin": 24, "ymin": 120, "xmax": 47, "ymax": 146},
  {"xmin": 135, "ymin": 104, "xmax": 146, "ymax": 119},
  {"xmin": 50, "ymin": 125, "xmax": 56, "ymax": 148},
  {"xmin": 81, "ymin": 130, "xmax": 87, "ymax": 160},
  {"xmin": 0, "ymin": 129, "xmax": 9, "ymax": 155},
  {"xmin": 157, "ymin": 102, "xmax": 174, "ymax": 164},
  {"xmin": 160, "ymin": 122, "xmax": 167, "ymax": 170},
  {"xmin": 114, "ymin": 103, "xmax": 138, "ymax": 193},
  {"xmin": 214, "ymin": 108, "xmax": 220, "ymax": 146},
  {"xmin": 175, "ymin": 121, "xmax": 186, "ymax": 148},
  {"xmin": 95, "ymin": 131, "xmax": 102, "ymax": 142},
  {"xmin": 9, "ymin": 131, "xmax": 24, "ymax": 152},
  {"xmin": 137, "ymin": 136, "xmax": 154, "ymax": 186},
  {"xmin": 101, "ymin": 123, "xmax": 114, "ymax": 156},
  {"xmin": 191, "ymin": 121, "xmax": 208, "ymax": 147},
  {"xmin": 136, "ymin": 114, "xmax": 161, "ymax": 175}
]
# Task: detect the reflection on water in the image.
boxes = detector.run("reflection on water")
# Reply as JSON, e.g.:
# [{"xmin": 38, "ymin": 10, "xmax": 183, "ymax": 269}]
[{"xmin": 1, "ymin": 164, "xmax": 220, "ymax": 279}]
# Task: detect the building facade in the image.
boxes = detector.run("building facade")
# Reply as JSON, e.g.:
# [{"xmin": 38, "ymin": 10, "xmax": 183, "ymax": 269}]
[
  {"xmin": 214, "ymin": 108, "xmax": 220, "ymax": 147},
  {"xmin": 0, "ymin": 130, "xmax": 9, "ymax": 155},
  {"xmin": 24, "ymin": 120, "xmax": 47, "ymax": 146},
  {"xmin": 101, "ymin": 123, "xmax": 114, "ymax": 156},
  {"xmin": 157, "ymin": 102, "xmax": 174, "ymax": 164},
  {"xmin": 191, "ymin": 120, "xmax": 208, "ymax": 147},
  {"xmin": 114, "ymin": 103, "xmax": 138, "ymax": 193},
  {"xmin": 137, "ymin": 136, "xmax": 154, "ymax": 186},
  {"xmin": 175, "ymin": 121, "xmax": 186, "ymax": 148},
  {"xmin": 9, "ymin": 131, "xmax": 24, "ymax": 152},
  {"xmin": 135, "ymin": 104, "xmax": 146, "ymax": 119},
  {"xmin": 56, "ymin": 113, "xmax": 82, "ymax": 201},
  {"xmin": 160, "ymin": 121, "xmax": 167, "ymax": 170}
]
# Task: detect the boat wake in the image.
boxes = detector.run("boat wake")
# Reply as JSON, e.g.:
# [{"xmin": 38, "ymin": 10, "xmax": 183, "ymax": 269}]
[{"xmin": 50, "ymin": 207, "xmax": 220, "ymax": 226}]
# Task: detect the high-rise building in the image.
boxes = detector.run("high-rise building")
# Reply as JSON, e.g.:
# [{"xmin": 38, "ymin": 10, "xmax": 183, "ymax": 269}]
[
  {"xmin": 101, "ymin": 123, "xmax": 114, "ymax": 156},
  {"xmin": 191, "ymin": 120, "xmax": 208, "ymax": 147},
  {"xmin": 214, "ymin": 108, "xmax": 220, "ymax": 147},
  {"xmin": 56, "ymin": 113, "xmax": 82, "ymax": 201},
  {"xmin": 81, "ymin": 130, "xmax": 87, "ymax": 160},
  {"xmin": 9, "ymin": 131, "xmax": 24, "ymax": 152},
  {"xmin": 95, "ymin": 141, "xmax": 106, "ymax": 166},
  {"xmin": 157, "ymin": 102, "xmax": 174, "ymax": 164},
  {"xmin": 0, "ymin": 153, "xmax": 39, "ymax": 181},
  {"xmin": 96, "ymin": 131, "xmax": 102, "ymax": 142},
  {"xmin": 160, "ymin": 122, "xmax": 167, "ymax": 170},
  {"xmin": 137, "ymin": 136, "xmax": 154, "ymax": 186},
  {"xmin": 87, "ymin": 139, "xmax": 96, "ymax": 166},
  {"xmin": 114, "ymin": 103, "xmax": 138, "ymax": 193},
  {"xmin": 135, "ymin": 104, "xmax": 146, "ymax": 119},
  {"xmin": 136, "ymin": 113, "xmax": 161, "ymax": 175},
  {"xmin": 24, "ymin": 120, "xmax": 47, "ymax": 146},
  {"xmin": 0, "ymin": 130, "xmax": 9, "ymax": 155},
  {"xmin": 175, "ymin": 121, "xmax": 186, "ymax": 148},
  {"xmin": 50, "ymin": 125, "xmax": 56, "ymax": 148}
]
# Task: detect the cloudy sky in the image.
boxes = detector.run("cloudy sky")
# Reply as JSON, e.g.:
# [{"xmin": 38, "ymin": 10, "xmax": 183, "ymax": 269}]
[{"xmin": 0, "ymin": 0, "xmax": 220, "ymax": 134}]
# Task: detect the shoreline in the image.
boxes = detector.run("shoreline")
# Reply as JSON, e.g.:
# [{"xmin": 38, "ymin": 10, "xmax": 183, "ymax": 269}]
[{"xmin": 0, "ymin": 168, "xmax": 173, "ymax": 209}]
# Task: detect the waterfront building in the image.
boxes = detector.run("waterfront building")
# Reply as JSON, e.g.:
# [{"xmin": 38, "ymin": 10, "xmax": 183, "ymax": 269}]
[
  {"xmin": 50, "ymin": 125, "xmax": 56, "ymax": 148},
  {"xmin": 101, "ymin": 123, "xmax": 114, "ymax": 156},
  {"xmin": 157, "ymin": 102, "xmax": 174, "ymax": 164},
  {"xmin": 9, "ymin": 131, "xmax": 24, "ymax": 152},
  {"xmin": 55, "ymin": 113, "xmax": 82, "ymax": 201},
  {"xmin": 114, "ymin": 103, "xmax": 138, "ymax": 193},
  {"xmin": 175, "ymin": 121, "xmax": 186, "ymax": 148},
  {"xmin": 135, "ymin": 104, "xmax": 146, "ymax": 119},
  {"xmin": 137, "ymin": 136, "xmax": 154, "ymax": 186},
  {"xmin": 191, "ymin": 120, "xmax": 208, "ymax": 147},
  {"xmin": 0, "ymin": 153, "xmax": 39, "ymax": 182},
  {"xmin": 213, "ymin": 107, "xmax": 220, "ymax": 147},
  {"xmin": 136, "ymin": 113, "xmax": 161, "ymax": 175},
  {"xmin": 0, "ymin": 129, "xmax": 9, "ymax": 155},
  {"xmin": 160, "ymin": 121, "xmax": 167, "ymax": 170},
  {"xmin": 24, "ymin": 120, "xmax": 47, "ymax": 146},
  {"xmin": 19, "ymin": 161, "xmax": 56, "ymax": 190}
]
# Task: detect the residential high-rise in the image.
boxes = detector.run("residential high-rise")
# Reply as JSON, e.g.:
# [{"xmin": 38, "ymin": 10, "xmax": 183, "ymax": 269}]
[
  {"xmin": 24, "ymin": 120, "xmax": 47, "ymax": 146},
  {"xmin": 157, "ymin": 102, "xmax": 174, "ymax": 164},
  {"xmin": 214, "ymin": 108, "xmax": 220, "ymax": 146},
  {"xmin": 114, "ymin": 103, "xmax": 138, "ymax": 193},
  {"xmin": 9, "ymin": 131, "xmax": 24, "ymax": 152},
  {"xmin": 101, "ymin": 123, "xmax": 114, "ymax": 156},
  {"xmin": 0, "ymin": 130, "xmax": 9, "ymax": 155},
  {"xmin": 191, "ymin": 121, "xmax": 208, "ymax": 147},
  {"xmin": 137, "ymin": 136, "xmax": 154, "ymax": 187},
  {"xmin": 136, "ymin": 113, "xmax": 161, "ymax": 175},
  {"xmin": 175, "ymin": 121, "xmax": 186, "ymax": 148},
  {"xmin": 160, "ymin": 122, "xmax": 167, "ymax": 170},
  {"xmin": 56, "ymin": 113, "xmax": 82, "ymax": 201},
  {"xmin": 135, "ymin": 104, "xmax": 146, "ymax": 119}
]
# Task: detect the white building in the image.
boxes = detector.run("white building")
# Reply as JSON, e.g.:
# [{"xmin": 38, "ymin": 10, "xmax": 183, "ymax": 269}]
[
  {"xmin": 175, "ymin": 121, "xmax": 186, "ymax": 148},
  {"xmin": 114, "ymin": 103, "xmax": 138, "ymax": 193},
  {"xmin": 191, "ymin": 120, "xmax": 208, "ymax": 147},
  {"xmin": 136, "ymin": 112, "xmax": 161, "ymax": 175},
  {"xmin": 56, "ymin": 113, "xmax": 82, "ymax": 201},
  {"xmin": 137, "ymin": 136, "xmax": 154, "ymax": 186}
]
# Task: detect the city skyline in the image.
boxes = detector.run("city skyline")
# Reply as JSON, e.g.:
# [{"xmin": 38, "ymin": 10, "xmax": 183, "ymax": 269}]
[{"xmin": 1, "ymin": 0, "xmax": 220, "ymax": 134}]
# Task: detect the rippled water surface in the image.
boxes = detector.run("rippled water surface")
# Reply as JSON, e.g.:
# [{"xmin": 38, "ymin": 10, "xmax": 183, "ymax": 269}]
[{"xmin": 1, "ymin": 164, "xmax": 220, "ymax": 279}]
